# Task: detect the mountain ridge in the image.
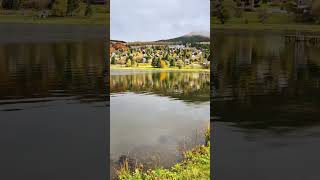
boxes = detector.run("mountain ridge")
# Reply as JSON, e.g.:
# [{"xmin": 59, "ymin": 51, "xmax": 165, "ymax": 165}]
[
  {"xmin": 156, "ymin": 31, "xmax": 210, "ymax": 43},
  {"xmin": 111, "ymin": 31, "xmax": 210, "ymax": 43}
]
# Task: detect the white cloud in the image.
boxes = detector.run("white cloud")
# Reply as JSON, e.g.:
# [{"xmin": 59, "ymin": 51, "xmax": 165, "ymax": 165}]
[{"xmin": 110, "ymin": 0, "xmax": 210, "ymax": 42}]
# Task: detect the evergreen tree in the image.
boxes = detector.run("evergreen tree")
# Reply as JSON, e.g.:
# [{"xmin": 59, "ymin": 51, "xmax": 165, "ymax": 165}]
[
  {"xmin": 152, "ymin": 57, "xmax": 161, "ymax": 68},
  {"xmin": 213, "ymin": 0, "xmax": 230, "ymax": 24}
]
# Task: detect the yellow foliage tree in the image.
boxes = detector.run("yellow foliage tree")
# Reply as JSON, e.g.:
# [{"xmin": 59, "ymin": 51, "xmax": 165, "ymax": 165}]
[
  {"xmin": 160, "ymin": 60, "xmax": 167, "ymax": 68},
  {"xmin": 52, "ymin": 0, "xmax": 68, "ymax": 17}
]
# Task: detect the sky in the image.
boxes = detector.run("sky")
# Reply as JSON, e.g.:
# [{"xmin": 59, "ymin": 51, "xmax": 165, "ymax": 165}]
[{"xmin": 110, "ymin": 0, "xmax": 210, "ymax": 42}]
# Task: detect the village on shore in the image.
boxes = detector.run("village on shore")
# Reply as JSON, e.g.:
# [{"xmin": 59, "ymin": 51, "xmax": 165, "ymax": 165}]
[{"xmin": 110, "ymin": 40, "xmax": 210, "ymax": 70}]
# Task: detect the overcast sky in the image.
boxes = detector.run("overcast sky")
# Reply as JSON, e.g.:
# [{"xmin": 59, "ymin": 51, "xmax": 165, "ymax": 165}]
[{"xmin": 110, "ymin": 0, "xmax": 210, "ymax": 42}]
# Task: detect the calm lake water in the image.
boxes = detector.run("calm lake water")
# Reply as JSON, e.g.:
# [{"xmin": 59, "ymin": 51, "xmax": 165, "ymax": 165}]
[
  {"xmin": 110, "ymin": 70, "xmax": 210, "ymax": 177},
  {"xmin": 213, "ymin": 30, "xmax": 320, "ymax": 180},
  {"xmin": 0, "ymin": 25, "xmax": 107, "ymax": 180}
]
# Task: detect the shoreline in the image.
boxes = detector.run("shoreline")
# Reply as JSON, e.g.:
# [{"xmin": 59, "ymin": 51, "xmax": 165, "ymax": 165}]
[
  {"xmin": 0, "ymin": 5, "xmax": 108, "ymax": 25},
  {"xmin": 213, "ymin": 23, "xmax": 320, "ymax": 33},
  {"xmin": 0, "ymin": 23, "xmax": 105, "ymax": 43},
  {"xmin": 0, "ymin": 18, "xmax": 107, "ymax": 25},
  {"xmin": 117, "ymin": 126, "xmax": 210, "ymax": 179},
  {"xmin": 110, "ymin": 66, "xmax": 210, "ymax": 73}
]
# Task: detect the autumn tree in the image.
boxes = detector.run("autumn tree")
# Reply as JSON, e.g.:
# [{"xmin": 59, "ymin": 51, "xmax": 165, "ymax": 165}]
[{"xmin": 51, "ymin": 0, "xmax": 68, "ymax": 16}]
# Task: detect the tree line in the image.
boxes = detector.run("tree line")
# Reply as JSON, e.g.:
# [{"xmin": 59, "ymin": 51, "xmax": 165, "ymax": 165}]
[
  {"xmin": 1, "ymin": 0, "xmax": 93, "ymax": 16},
  {"xmin": 212, "ymin": 0, "xmax": 320, "ymax": 24},
  {"xmin": 111, "ymin": 45, "xmax": 210, "ymax": 69}
]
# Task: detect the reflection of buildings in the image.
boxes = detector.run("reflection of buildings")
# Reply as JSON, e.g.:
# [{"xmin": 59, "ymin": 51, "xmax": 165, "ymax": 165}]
[
  {"xmin": 213, "ymin": 32, "xmax": 320, "ymax": 129},
  {"xmin": 0, "ymin": 41, "xmax": 106, "ymax": 101},
  {"xmin": 213, "ymin": 33, "xmax": 320, "ymax": 100}
]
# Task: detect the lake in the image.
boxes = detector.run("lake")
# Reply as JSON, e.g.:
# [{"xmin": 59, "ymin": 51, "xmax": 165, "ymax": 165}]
[
  {"xmin": 0, "ymin": 24, "xmax": 107, "ymax": 180},
  {"xmin": 110, "ymin": 70, "xmax": 210, "ymax": 178},
  {"xmin": 213, "ymin": 30, "xmax": 320, "ymax": 180}
]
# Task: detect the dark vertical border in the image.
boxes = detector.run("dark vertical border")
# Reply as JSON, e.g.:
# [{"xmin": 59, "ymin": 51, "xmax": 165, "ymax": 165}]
[
  {"xmin": 210, "ymin": 0, "xmax": 214, "ymax": 179},
  {"xmin": 105, "ymin": 0, "xmax": 111, "ymax": 179}
]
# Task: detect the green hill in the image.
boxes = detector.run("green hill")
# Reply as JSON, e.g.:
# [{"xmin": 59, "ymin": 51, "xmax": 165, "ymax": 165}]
[{"xmin": 157, "ymin": 32, "xmax": 210, "ymax": 43}]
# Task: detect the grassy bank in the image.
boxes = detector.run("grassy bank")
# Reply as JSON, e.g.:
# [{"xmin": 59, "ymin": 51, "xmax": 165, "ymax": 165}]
[
  {"xmin": 117, "ymin": 127, "xmax": 210, "ymax": 180},
  {"xmin": 212, "ymin": 11, "xmax": 320, "ymax": 33},
  {"xmin": 111, "ymin": 64, "xmax": 210, "ymax": 72},
  {"xmin": 213, "ymin": 23, "xmax": 320, "ymax": 33},
  {"xmin": 0, "ymin": 5, "xmax": 108, "ymax": 25}
]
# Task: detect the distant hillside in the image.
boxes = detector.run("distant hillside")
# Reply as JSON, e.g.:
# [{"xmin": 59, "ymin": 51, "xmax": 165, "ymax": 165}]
[
  {"xmin": 110, "ymin": 40, "xmax": 127, "ymax": 44},
  {"xmin": 157, "ymin": 32, "xmax": 210, "ymax": 43},
  {"xmin": 111, "ymin": 31, "xmax": 210, "ymax": 45},
  {"xmin": 185, "ymin": 31, "xmax": 210, "ymax": 37}
]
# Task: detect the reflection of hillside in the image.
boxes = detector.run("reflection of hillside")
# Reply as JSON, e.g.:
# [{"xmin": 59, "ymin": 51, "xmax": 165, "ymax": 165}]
[
  {"xmin": 0, "ymin": 41, "xmax": 106, "ymax": 103},
  {"xmin": 110, "ymin": 72, "xmax": 210, "ymax": 103},
  {"xmin": 213, "ymin": 32, "xmax": 320, "ymax": 130}
]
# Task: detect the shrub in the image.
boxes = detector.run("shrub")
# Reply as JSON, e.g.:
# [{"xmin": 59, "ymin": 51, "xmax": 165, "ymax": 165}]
[
  {"xmin": 132, "ymin": 59, "xmax": 137, "ymax": 67},
  {"xmin": 205, "ymin": 125, "xmax": 210, "ymax": 146},
  {"xmin": 202, "ymin": 62, "xmax": 210, "ymax": 69},
  {"xmin": 151, "ymin": 57, "xmax": 160, "ymax": 68},
  {"xmin": 51, "ymin": 0, "xmax": 68, "ymax": 16},
  {"xmin": 126, "ymin": 59, "xmax": 132, "ymax": 67},
  {"xmin": 176, "ymin": 60, "xmax": 184, "ymax": 69},
  {"xmin": 111, "ymin": 56, "xmax": 116, "ymax": 64},
  {"xmin": 119, "ymin": 56, "xmax": 127, "ymax": 65},
  {"xmin": 170, "ymin": 59, "xmax": 176, "ymax": 67}
]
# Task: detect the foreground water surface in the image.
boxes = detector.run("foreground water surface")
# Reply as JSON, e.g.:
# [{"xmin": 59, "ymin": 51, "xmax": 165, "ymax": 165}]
[
  {"xmin": 110, "ymin": 70, "xmax": 210, "ymax": 178},
  {"xmin": 213, "ymin": 30, "xmax": 320, "ymax": 180},
  {"xmin": 0, "ymin": 29, "xmax": 107, "ymax": 179}
]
